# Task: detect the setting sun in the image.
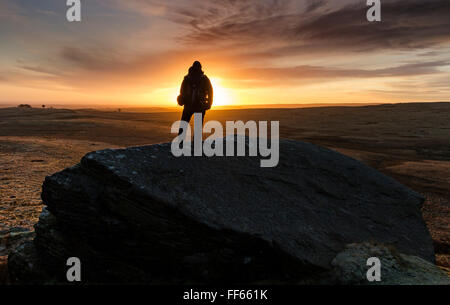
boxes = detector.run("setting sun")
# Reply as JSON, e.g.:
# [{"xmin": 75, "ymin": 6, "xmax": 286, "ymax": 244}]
[
  {"xmin": 166, "ymin": 77, "xmax": 233, "ymax": 108},
  {"xmin": 209, "ymin": 78, "xmax": 233, "ymax": 107}
]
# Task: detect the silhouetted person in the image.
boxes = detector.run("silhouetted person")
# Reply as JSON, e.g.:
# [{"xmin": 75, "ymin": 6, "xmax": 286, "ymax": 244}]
[{"xmin": 177, "ymin": 61, "xmax": 213, "ymax": 134}]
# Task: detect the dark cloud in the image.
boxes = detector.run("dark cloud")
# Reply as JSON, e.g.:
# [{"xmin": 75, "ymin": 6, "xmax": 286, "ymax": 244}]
[
  {"xmin": 172, "ymin": 0, "xmax": 450, "ymax": 55},
  {"xmin": 226, "ymin": 60, "xmax": 449, "ymax": 87},
  {"xmin": 59, "ymin": 45, "xmax": 203, "ymax": 74},
  {"xmin": 290, "ymin": 0, "xmax": 450, "ymax": 52},
  {"xmin": 60, "ymin": 47, "xmax": 124, "ymax": 71}
]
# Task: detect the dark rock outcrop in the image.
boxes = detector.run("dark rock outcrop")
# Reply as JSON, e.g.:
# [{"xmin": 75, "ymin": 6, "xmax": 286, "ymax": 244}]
[
  {"xmin": 8, "ymin": 138, "xmax": 435, "ymax": 283},
  {"xmin": 0, "ymin": 227, "xmax": 35, "ymax": 284},
  {"xmin": 331, "ymin": 243, "xmax": 449, "ymax": 285},
  {"xmin": 0, "ymin": 227, "xmax": 35, "ymax": 258}
]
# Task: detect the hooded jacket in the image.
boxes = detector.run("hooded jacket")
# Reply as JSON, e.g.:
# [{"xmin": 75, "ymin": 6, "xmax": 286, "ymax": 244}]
[{"xmin": 179, "ymin": 67, "xmax": 213, "ymax": 111}]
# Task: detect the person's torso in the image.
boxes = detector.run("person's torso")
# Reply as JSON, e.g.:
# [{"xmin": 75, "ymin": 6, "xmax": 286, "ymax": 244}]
[{"xmin": 184, "ymin": 74, "xmax": 208, "ymax": 110}]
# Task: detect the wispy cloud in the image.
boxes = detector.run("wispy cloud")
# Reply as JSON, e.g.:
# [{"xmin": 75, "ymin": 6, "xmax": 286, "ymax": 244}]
[
  {"xmin": 1, "ymin": 0, "xmax": 449, "ymax": 104},
  {"xmin": 173, "ymin": 0, "xmax": 450, "ymax": 54},
  {"xmin": 223, "ymin": 60, "xmax": 450, "ymax": 88}
]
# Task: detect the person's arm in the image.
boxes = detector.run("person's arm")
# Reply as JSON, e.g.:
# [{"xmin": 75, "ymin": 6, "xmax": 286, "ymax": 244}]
[
  {"xmin": 180, "ymin": 77, "xmax": 187, "ymax": 97},
  {"xmin": 178, "ymin": 77, "xmax": 187, "ymax": 106},
  {"xmin": 206, "ymin": 76, "xmax": 213, "ymax": 108}
]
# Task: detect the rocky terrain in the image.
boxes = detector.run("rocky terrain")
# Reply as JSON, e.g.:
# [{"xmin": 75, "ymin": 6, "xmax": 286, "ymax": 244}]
[
  {"xmin": 0, "ymin": 103, "xmax": 449, "ymax": 283},
  {"xmin": 331, "ymin": 243, "xmax": 449, "ymax": 285},
  {"xmin": 8, "ymin": 137, "xmax": 446, "ymax": 284}
]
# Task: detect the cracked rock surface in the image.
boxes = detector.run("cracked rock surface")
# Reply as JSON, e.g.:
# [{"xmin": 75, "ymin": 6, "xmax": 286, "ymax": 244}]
[{"xmin": 8, "ymin": 138, "xmax": 435, "ymax": 283}]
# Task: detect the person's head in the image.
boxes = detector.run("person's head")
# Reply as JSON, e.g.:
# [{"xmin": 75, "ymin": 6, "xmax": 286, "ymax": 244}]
[
  {"xmin": 189, "ymin": 61, "xmax": 203, "ymax": 77},
  {"xmin": 192, "ymin": 61, "xmax": 202, "ymax": 70}
]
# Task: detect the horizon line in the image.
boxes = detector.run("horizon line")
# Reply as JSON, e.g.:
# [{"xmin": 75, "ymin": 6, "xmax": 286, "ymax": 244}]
[{"xmin": 1, "ymin": 101, "xmax": 449, "ymax": 112}]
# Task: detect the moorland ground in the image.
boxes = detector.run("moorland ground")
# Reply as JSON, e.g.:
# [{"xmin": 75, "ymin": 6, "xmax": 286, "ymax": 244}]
[{"xmin": 0, "ymin": 103, "xmax": 449, "ymax": 268}]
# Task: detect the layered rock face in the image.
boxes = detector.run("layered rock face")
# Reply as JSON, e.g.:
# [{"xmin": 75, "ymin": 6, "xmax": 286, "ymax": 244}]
[{"xmin": 8, "ymin": 138, "xmax": 435, "ymax": 283}]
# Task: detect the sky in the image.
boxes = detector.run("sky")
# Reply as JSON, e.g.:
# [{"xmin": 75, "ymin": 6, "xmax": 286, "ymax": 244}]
[{"xmin": 0, "ymin": 0, "xmax": 449, "ymax": 107}]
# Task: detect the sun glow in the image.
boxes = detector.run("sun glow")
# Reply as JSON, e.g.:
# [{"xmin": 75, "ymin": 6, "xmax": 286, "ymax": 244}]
[
  {"xmin": 166, "ymin": 76, "xmax": 234, "ymax": 107},
  {"xmin": 209, "ymin": 77, "xmax": 233, "ymax": 107}
]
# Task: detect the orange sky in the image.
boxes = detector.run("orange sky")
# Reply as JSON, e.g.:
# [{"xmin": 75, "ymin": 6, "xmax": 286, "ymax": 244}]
[{"xmin": 1, "ymin": 0, "xmax": 449, "ymax": 107}]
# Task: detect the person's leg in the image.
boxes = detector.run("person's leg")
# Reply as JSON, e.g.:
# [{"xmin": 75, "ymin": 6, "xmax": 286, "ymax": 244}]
[
  {"xmin": 181, "ymin": 108, "xmax": 194, "ymax": 122},
  {"xmin": 201, "ymin": 110, "xmax": 206, "ymax": 125},
  {"xmin": 179, "ymin": 108, "xmax": 193, "ymax": 135}
]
